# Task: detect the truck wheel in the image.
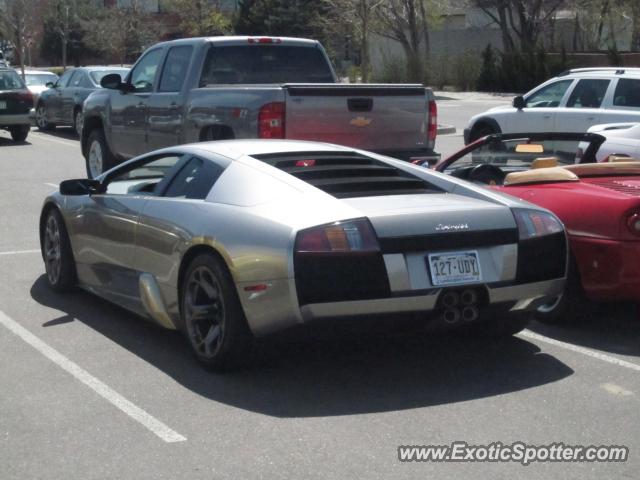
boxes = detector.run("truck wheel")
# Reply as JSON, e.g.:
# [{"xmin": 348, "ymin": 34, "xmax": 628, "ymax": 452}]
[
  {"xmin": 180, "ymin": 253, "xmax": 253, "ymax": 371},
  {"xmin": 35, "ymin": 103, "xmax": 55, "ymax": 131},
  {"xmin": 9, "ymin": 125, "xmax": 29, "ymax": 142},
  {"xmin": 85, "ymin": 129, "xmax": 115, "ymax": 178},
  {"xmin": 469, "ymin": 124, "xmax": 496, "ymax": 142},
  {"xmin": 42, "ymin": 208, "xmax": 76, "ymax": 293}
]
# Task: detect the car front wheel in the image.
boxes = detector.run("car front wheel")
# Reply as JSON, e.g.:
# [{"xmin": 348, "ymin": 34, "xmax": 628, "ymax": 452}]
[
  {"xmin": 73, "ymin": 109, "xmax": 83, "ymax": 137},
  {"xmin": 180, "ymin": 253, "xmax": 253, "ymax": 371},
  {"xmin": 35, "ymin": 104, "xmax": 55, "ymax": 131},
  {"xmin": 42, "ymin": 209, "xmax": 76, "ymax": 292},
  {"xmin": 9, "ymin": 125, "xmax": 29, "ymax": 142}
]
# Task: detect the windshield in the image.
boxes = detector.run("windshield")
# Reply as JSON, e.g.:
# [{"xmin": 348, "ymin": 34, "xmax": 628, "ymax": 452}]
[
  {"xmin": 0, "ymin": 70, "xmax": 25, "ymax": 90},
  {"xmin": 90, "ymin": 69, "xmax": 128, "ymax": 84},
  {"xmin": 444, "ymin": 139, "xmax": 582, "ymax": 174},
  {"xmin": 24, "ymin": 73, "xmax": 58, "ymax": 86},
  {"xmin": 200, "ymin": 45, "xmax": 335, "ymax": 85}
]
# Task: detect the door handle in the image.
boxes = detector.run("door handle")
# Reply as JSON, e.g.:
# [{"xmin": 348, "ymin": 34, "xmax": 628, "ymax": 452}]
[
  {"xmin": 136, "ymin": 103, "xmax": 146, "ymax": 109},
  {"xmin": 543, "ymin": 115, "xmax": 551, "ymax": 119},
  {"xmin": 587, "ymin": 116, "xmax": 595, "ymax": 120},
  {"xmin": 168, "ymin": 103, "xmax": 179, "ymax": 110}
]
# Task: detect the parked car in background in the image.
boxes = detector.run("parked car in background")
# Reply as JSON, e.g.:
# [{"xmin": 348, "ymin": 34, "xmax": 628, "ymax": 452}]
[
  {"xmin": 22, "ymin": 69, "xmax": 58, "ymax": 104},
  {"xmin": 35, "ymin": 66, "xmax": 128, "ymax": 136},
  {"xmin": 41, "ymin": 139, "xmax": 566, "ymax": 370},
  {"xmin": 0, "ymin": 67, "xmax": 33, "ymax": 142},
  {"xmin": 465, "ymin": 68, "xmax": 640, "ymax": 144},
  {"xmin": 82, "ymin": 36, "xmax": 439, "ymax": 178},
  {"xmin": 432, "ymin": 132, "xmax": 640, "ymax": 324},
  {"xmin": 578, "ymin": 122, "xmax": 640, "ymax": 161}
]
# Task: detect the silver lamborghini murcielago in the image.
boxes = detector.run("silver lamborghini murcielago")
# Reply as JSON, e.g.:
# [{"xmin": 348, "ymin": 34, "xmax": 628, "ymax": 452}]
[{"xmin": 40, "ymin": 140, "xmax": 567, "ymax": 370}]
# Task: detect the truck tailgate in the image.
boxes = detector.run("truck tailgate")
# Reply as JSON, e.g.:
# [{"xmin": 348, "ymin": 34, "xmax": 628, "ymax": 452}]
[{"xmin": 284, "ymin": 84, "xmax": 428, "ymax": 152}]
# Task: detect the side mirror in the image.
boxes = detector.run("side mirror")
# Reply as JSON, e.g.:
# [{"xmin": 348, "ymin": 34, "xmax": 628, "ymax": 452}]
[
  {"xmin": 45, "ymin": 82, "xmax": 55, "ymax": 88},
  {"xmin": 59, "ymin": 179, "xmax": 101, "ymax": 196},
  {"xmin": 513, "ymin": 95, "xmax": 526, "ymax": 110},
  {"xmin": 100, "ymin": 73, "xmax": 124, "ymax": 90}
]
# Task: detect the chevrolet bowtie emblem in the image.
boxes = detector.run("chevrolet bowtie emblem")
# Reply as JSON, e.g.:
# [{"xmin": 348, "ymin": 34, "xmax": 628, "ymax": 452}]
[{"xmin": 350, "ymin": 116, "xmax": 372, "ymax": 127}]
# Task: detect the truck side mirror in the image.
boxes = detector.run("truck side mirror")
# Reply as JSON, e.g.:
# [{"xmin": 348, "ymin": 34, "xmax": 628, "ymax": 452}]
[
  {"xmin": 100, "ymin": 73, "xmax": 124, "ymax": 90},
  {"xmin": 513, "ymin": 95, "xmax": 526, "ymax": 110}
]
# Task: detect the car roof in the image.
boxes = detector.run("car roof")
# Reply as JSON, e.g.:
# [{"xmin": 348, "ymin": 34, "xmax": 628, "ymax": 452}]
[
  {"xmin": 557, "ymin": 67, "xmax": 640, "ymax": 79},
  {"xmin": 21, "ymin": 69, "xmax": 57, "ymax": 75},
  {"xmin": 149, "ymin": 36, "xmax": 320, "ymax": 49},
  {"xmin": 184, "ymin": 139, "xmax": 356, "ymax": 160}
]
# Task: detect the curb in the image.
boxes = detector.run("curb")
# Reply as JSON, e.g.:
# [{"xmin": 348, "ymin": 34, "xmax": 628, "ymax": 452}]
[{"xmin": 437, "ymin": 124, "xmax": 456, "ymax": 135}]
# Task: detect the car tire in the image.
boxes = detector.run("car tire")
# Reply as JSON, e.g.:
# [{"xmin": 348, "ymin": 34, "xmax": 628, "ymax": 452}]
[
  {"xmin": 180, "ymin": 253, "xmax": 253, "ymax": 372},
  {"xmin": 42, "ymin": 208, "xmax": 76, "ymax": 293},
  {"xmin": 469, "ymin": 123, "xmax": 496, "ymax": 142},
  {"xmin": 534, "ymin": 257, "xmax": 584, "ymax": 324},
  {"xmin": 9, "ymin": 125, "xmax": 29, "ymax": 142},
  {"xmin": 73, "ymin": 109, "xmax": 83, "ymax": 137},
  {"xmin": 85, "ymin": 128, "xmax": 115, "ymax": 179},
  {"xmin": 35, "ymin": 103, "xmax": 55, "ymax": 131}
]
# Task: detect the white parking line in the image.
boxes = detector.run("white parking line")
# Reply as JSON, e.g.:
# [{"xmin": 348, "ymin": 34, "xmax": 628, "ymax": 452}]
[
  {"xmin": 0, "ymin": 309, "xmax": 187, "ymax": 443},
  {"xmin": 30, "ymin": 133, "xmax": 77, "ymax": 148},
  {"xmin": 0, "ymin": 249, "xmax": 40, "ymax": 256},
  {"xmin": 44, "ymin": 183, "xmax": 58, "ymax": 188},
  {"xmin": 521, "ymin": 330, "xmax": 640, "ymax": 372}
]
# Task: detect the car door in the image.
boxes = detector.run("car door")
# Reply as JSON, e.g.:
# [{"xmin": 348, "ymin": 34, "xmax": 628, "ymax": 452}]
[
  {"xmin": 47, "ymin": 68, "xmax": 74, "ymax": 122},
  {"xmin": 147, "ymin": 44, "xmax": 194, "ymax": 151},
  {"xmin": 601, "ymin": 78, "xmax": 640, "ymax": 125},
  {"xmin": 110, "ymin": 48, "xmax": 165, "ymax": 158},
  {"xmin": 553, "ymin": 78, "xmax": 611, "ymax": 133},
  {"xmin": 134, "ymin": 156, "xmax": 226, "ymax": 285},
  {"xmin": 68, "ymin": 153, "xmax": 185, "ymax": 307},
  {"xmin": 508, "ymin": 79, "xmax": 575, "ymax": 133}
]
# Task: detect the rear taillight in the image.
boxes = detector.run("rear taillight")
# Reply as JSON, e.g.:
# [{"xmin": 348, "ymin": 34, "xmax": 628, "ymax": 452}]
[
  {"xmin": 18, "ymin": 91, "xmax": 33, "ymax": 105},
  {"xmin": 513, "ymin": 208, "xmax": 563, "ymax": 240},
  {"xmin": 258, "ymin": 102, "xmax": 285, "ymax": 139},
  {"xmin": 248, "ymin": 37, "xmax": 282, "ymax": 44},
  {"xmin": 626, "ymin": 213, "xmax": 640, "ymax": 236},
  {"xmin": 427, "ymin": 99, "xmax": 437, "ymax": 146},
  {"xmin": 296, "ymin": 218, "xmax": 380, "ymax": 253}
]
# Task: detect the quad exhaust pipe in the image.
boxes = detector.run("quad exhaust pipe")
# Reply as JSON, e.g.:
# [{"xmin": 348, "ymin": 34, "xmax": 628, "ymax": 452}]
[{"xmin": 438, "ymin": 289, "xmax": 480, "ymax": 325}]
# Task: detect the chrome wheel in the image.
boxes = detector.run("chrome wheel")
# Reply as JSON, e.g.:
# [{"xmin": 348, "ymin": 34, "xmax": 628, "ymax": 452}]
[
  {"xmin": 35, "ymin": 105, "xmax": 47, "ymax": 129},
  {"xmin": 44, "ymin": 215, "xmax": 61, "ymax": 285},
  {"xmin": 184, "ymin": 266, "xmax": 226, "ymax": 359},
  {"xmin": 74, "ymin": 110, "xmax": 83, "ymax": 136},
  {"xmin": 88, "ymin": 140, "xmax": 103, "ymax": 178}
]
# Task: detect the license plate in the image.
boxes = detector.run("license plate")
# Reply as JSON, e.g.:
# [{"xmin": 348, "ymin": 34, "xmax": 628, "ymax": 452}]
[
  {"xmin": 427, "ymin": 251, "xmax": 482, "ymax": 286},
  {"xmin": 0, "ymin": 101, "xmax": 6, "ymax": 110}
]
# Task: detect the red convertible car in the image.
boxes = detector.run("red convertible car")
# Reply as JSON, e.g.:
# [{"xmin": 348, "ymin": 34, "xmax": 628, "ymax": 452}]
[{"xmin": 432, "ymin": 132, "xmax": 640, "ymax": 322}]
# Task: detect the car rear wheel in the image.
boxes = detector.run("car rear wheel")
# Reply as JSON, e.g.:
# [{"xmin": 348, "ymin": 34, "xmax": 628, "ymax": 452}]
[
  {"xmin": 42, "ymin": 209, "xmax": 76, "ymax": 292},
  {"xmin": 73, "ymin": 109, "xmax": 83, "ymax": 137},
  {"xmin": 534, "ymin": 258, "xmax": 583, "ymax": 324},
  {"xmin": 35, "ymin": 104, "xmax": 55, "ymax": 131},
  {"xmin": 9, "ymin": 125, "xmax": 29, "ymax": 142},
  {"xmin": 85, "ymin": 129, "xmax": 115, "ymax": 178},
  {"xmin": 180, "ymin": 253, "xmax": 253, "ymax": 371}
]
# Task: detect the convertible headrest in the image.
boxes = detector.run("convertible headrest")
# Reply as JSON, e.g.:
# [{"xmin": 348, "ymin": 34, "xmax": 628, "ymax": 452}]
[
  {"xmin": 564, "ymin": 162, "xmax": 640, "ymax": 177},
  {"xmin": 532, "ymin": 157, "xmax": 559, "ymax": 169},
  {"xmin": 504, "ymin": 167, "xmax": 578, "ymax": 186}
]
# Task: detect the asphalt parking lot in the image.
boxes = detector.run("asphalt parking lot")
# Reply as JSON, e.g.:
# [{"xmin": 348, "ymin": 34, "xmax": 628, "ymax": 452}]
[{"xmin": 1, "ymin": 97, "xmax": 640, "ymax": 479}]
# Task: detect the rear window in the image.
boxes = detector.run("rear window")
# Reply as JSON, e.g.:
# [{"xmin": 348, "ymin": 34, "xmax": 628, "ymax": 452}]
[
  {"xmin": 200, "ymin": 45, "xmax": 335, "ymax": 86},
  {"xmin": 613, "ymin": 79, "xmax": 640, "ymax": 108},
  {"xmin": 0, "ymin": 70, "xmax": 25, "ymax": 90},
  {"xmin": 251, "ymin": 152, "xmax": 443, "ymax": 199},
  {"xmin": 90, "ymin": 69, "xmax": 128, "ymax": 84}
]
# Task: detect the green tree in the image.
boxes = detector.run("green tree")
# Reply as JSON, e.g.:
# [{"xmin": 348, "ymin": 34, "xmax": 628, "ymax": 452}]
[{"xmin": 161, "ymin": 0, "xmax": 232, "ymax": 36}]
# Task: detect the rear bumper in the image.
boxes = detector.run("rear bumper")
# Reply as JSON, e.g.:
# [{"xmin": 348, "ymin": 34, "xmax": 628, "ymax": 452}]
[
  {"xmin": 299, "ymin": 278, "xmax": 565, "ymax": 320},
  {"xmin": 0, "ymin": 113, "xmax": 30, "ymax": 126},
  {"xmin": 571, "ymin": 236, "xmax": 640, "ymax": 301}
]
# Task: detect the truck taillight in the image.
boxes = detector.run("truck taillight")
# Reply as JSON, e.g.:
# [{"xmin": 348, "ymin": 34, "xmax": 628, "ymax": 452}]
[
  {"xmin": 248, "ymin": 37, "xmax": 282, "ymax": 44},
  {"xmin": 427, "ymin": 99, "xmax": 437, "ymax": 146},
  {"xmin": 258, "ymin": 102, "xmax": 285, "ymax": 139}
]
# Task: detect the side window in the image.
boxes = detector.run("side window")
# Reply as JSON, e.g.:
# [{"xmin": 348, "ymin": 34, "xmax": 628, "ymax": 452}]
[
  {"xmin": 525, "ymin": 80, "xmax": 573, "ymax": 108},
  {"xmin": 129, "ymin": 49, "xmax": 164, "ymax": 93},
  {"xmin": 163, "ymin": 157, "xmax": 224, "ymax": 200},
  {"xmin": 566, "ymin": 79, "xmax": 610, "ymax": 108},
  {"xmin": 81, "ymin": 73, "xmax": 94, "ymax": 88},
  {"xmin": 70, "ymin": 71, "xmax": 83, "ymax": 87},
  {"xmin": 56, "ymin": 69, "xmax": 75, "ymax": 88},
  {"xmin": 159, "ymin": 45, "xmax": 193, "ymax": 92},
  {"xmin": 613, "ymin": 79, "xmax": 640, "ymax": 108},
  {"xmin": 104, "ymin": 155, "xmax": 183, "ymax": 195}
]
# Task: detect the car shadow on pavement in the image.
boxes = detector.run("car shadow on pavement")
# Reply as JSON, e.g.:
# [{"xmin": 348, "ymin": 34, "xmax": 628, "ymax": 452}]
[
  {"xmin": 30, "ymin": 274, "xmax": 573, "ymax": 418},
  {"xmin": 32, "ymin": 127, "xmax": 78, "ymax": 141},
  {"xmin": 528, "ymin": 302, "xmax": 640, "ymax": 357},
  {"xmin": 0, "ymin": 134, "xmax": 31, "ymax": 147}
]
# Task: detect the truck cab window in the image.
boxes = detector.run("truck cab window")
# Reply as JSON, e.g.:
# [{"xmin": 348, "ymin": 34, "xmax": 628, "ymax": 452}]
[{"xmin": 129, "ymin": 49, "xmax": 163, "ymax": 93}]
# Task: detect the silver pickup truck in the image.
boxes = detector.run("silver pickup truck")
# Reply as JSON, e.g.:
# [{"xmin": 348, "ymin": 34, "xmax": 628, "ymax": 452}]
[{"xmin": 81, "ymin": 36, "xmax": 439, "ymax": 178}]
